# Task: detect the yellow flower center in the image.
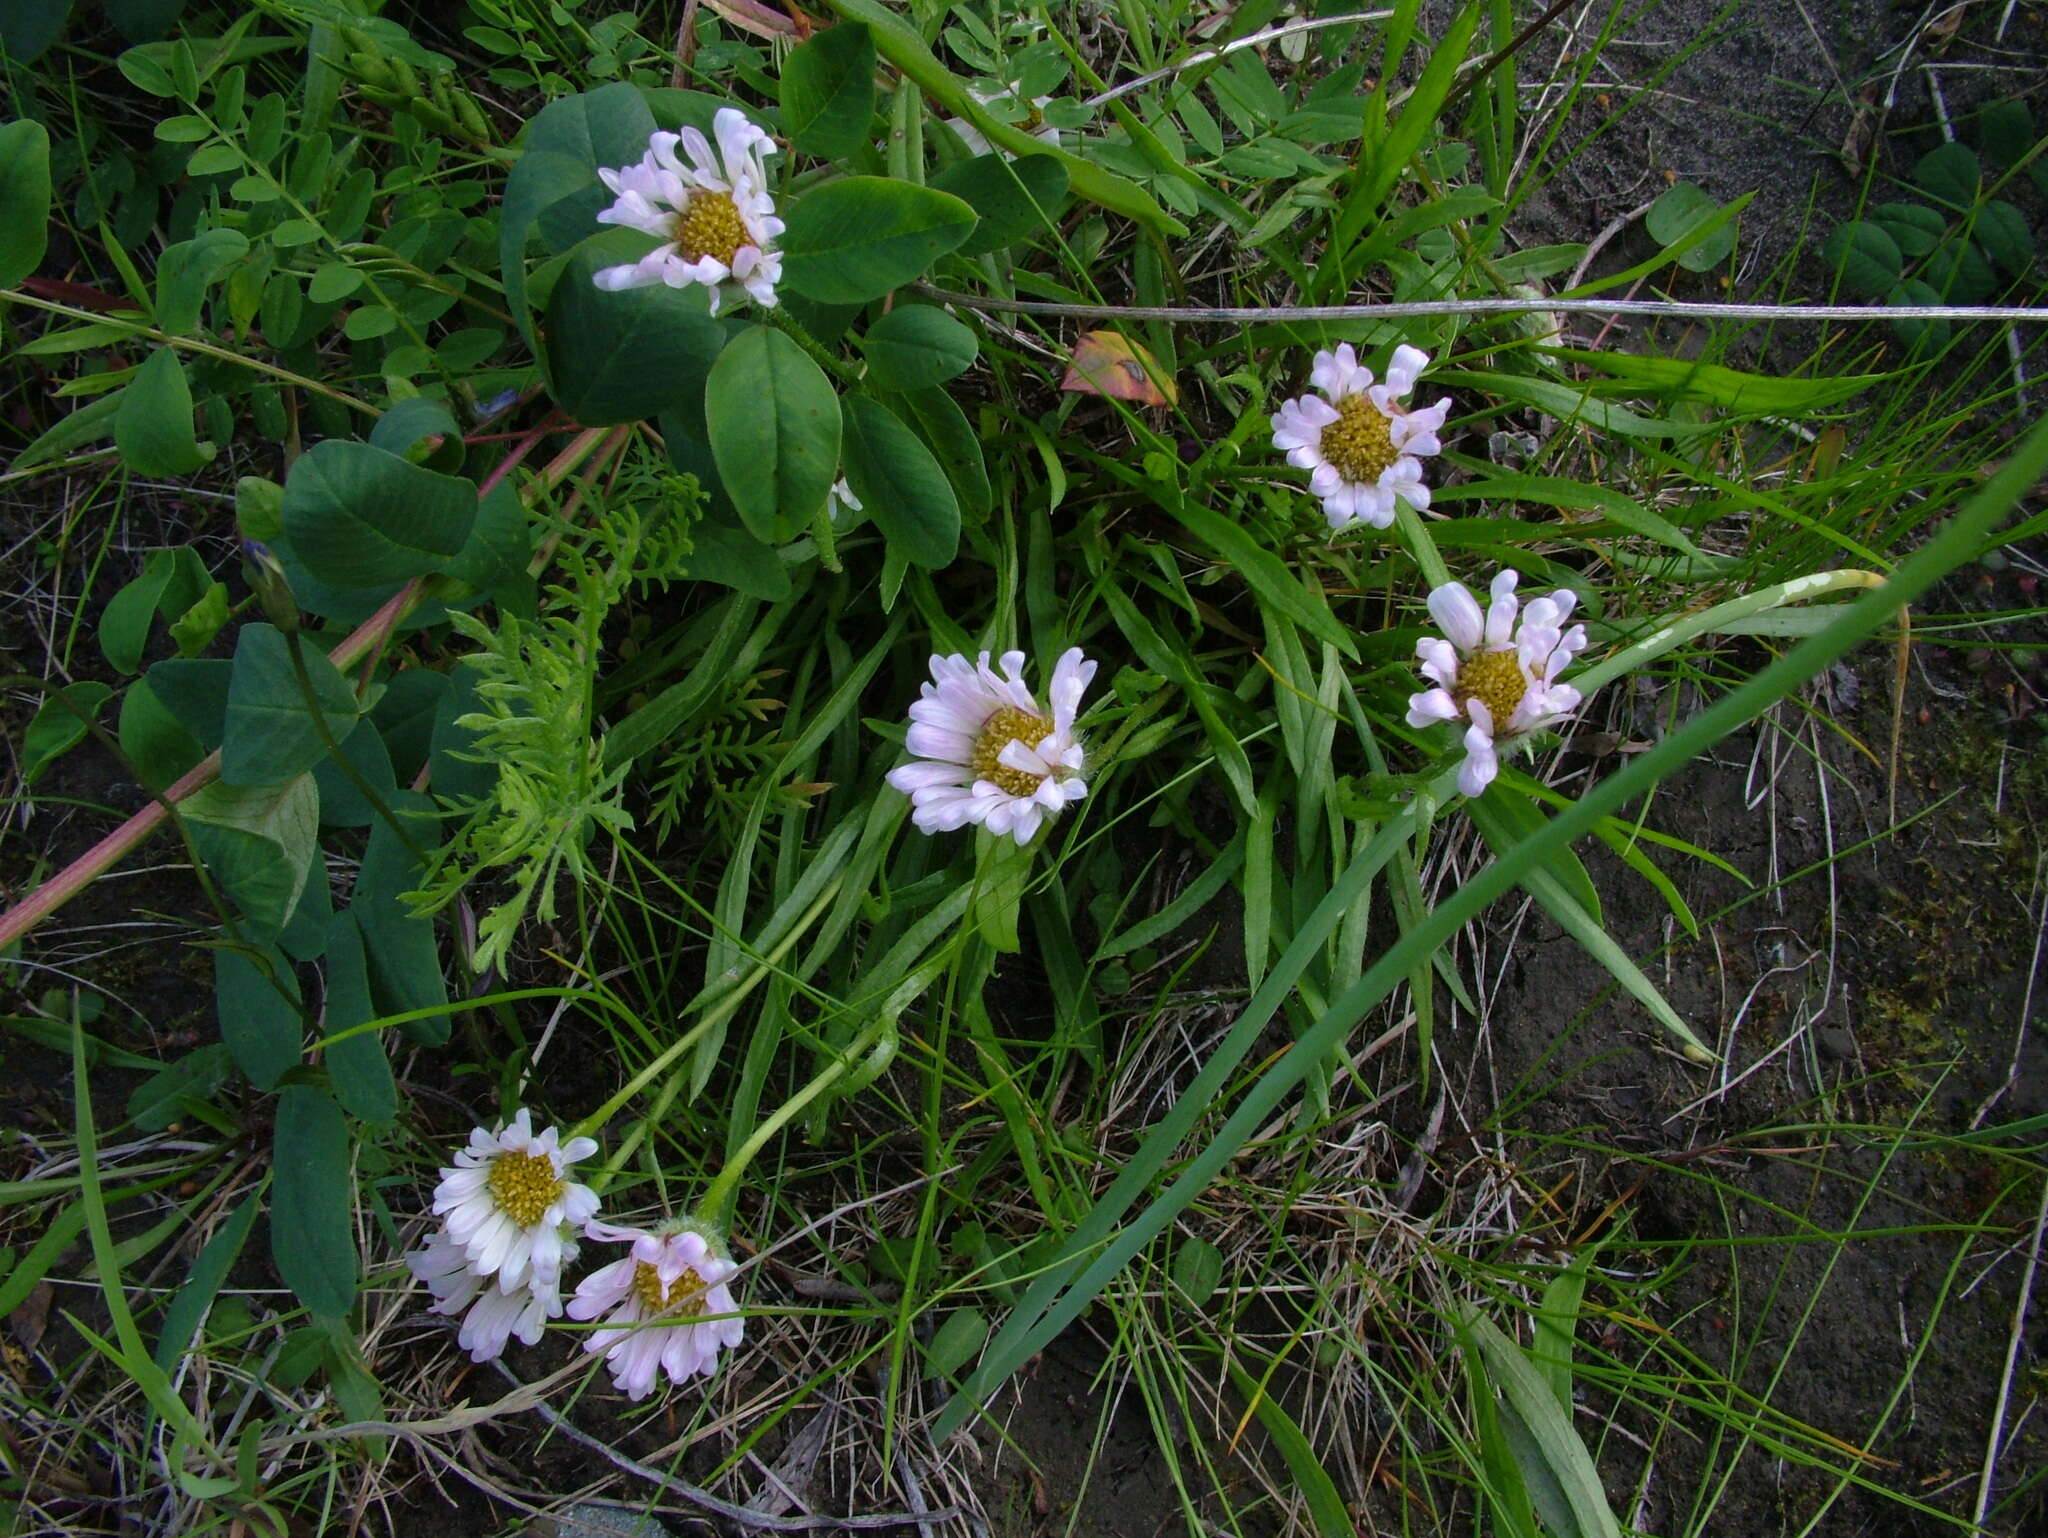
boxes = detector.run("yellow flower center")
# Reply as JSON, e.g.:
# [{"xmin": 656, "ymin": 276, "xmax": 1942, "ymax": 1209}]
[
  {"xmin": 1454, "ymin": 649, "xmax": 1528, "ymax": 726},
  {"xmin": 632, "ymin": 1260, "xmax": 709, "ymax": 1319},
  {"xmin": 1319, "ymin": 394, "xmax": 1399, "ymax": 485},
  {"xmin": 972, "ymin": 705, "xmax": 1053, "ymax": 798},
  {"xmin": 674, "ymin": 191, "xmax": 749, "ymax": 266},
  {"xmin": 485, "ymin": 1149, "xmax": 565, "ymax": 1228}
]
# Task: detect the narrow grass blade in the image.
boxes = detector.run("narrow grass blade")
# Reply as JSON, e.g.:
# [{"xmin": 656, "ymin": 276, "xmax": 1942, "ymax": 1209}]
[
  {"xmin": 932, "ymin": 414, "xmax": 2048, "ymax": 1438},
  {"xmin": 152, "ymin": 1190, "xmax": 262, "ymax": 1378},
  {"xmin": 70, "ymin": 1020, "xmax": 219, "ymax": 1455},
  {"xmin": 817, "ymin": 0, "xmax": 1185, "ymax": 237},
  {"xmin": 1328, "ymin": 2, "xmax": 1483, "ymax": 288},
  {"xmin": 1223, "ymin": 1359, "xmax": 1353, "ymax": 1538},
  {"xmin": 1512, "ymin": 858, "xmax": 1714, "ymax": 1061},
  {"xmin": 1571, "ymin": 568, "xmax": 1885, "ymax": 697},
  {"xmin": 1533, "ymin": 1248, "xmax": 1597, "ymax": 1411},
  {"xmin": 1465, "ymin": 1309, "xmax": 1623, "ymax": 1538},
  {"xmin": 1173, "ymin": 500, "xmax": 1355, "ymax": 657},
  {"xmin": 1096, "ymin": 832, "xmax": 1243, "ymax": 959}
]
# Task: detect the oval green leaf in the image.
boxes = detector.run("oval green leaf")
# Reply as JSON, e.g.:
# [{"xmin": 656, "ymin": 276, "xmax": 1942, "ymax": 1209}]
[
  {"xmin": 280, "ymin": 440, "xmax": 477, "ymax": 589},
  {"xmin": 214, "ymin": 942, "xmax": 302, "ymax": 1090},
  {"xmin": 276, "ymin": 845, "xmax": 334, "ymax": 963},
  {"xmin": 842, "ymin": 395, "xmax": 958, "ymax": 569},
  {"xmin": 1973, "ymin": 200, "xmax": 2031, "ymax": 276},
  {"xmin": 1980, "ymin": 99, "xmax": 2036, "ymax": 170},
  {"xmin": 499, "ymin": 83, "xmax": 660, "ymax": 342},
  {"xmin": 1914, "ymin": 139, "xmax": 1980, "ymax": 210},
  {"xmin": 1171, "ymin": 1237, "xmax": 1223, "ymax": 1306},
  {"xmin": 368, "ymin": 397, "xmax": 462, "ymax": 467},
  {"xmin": 704, "ymin": 324, "xmax": 841, "ymax": 544},
  {"xmin": 185, "ymin": 774, "xmax": 319, "ymax": 939},
  {"xmin": 860, "ymin": 305, "xmax": 977, "ymax": 391},
  {"xmin": 4, "ymin": 6, "xmax": 72, "ymax": 66},
  {"xmin": 23, "ymin": 681, "xmax": 112, "ymax": 784},
  {"xmin": 144, "ymin": 656, "xmax": 229, "ymax": 748},
  {"xmin": 119, "ymin": 676, "xmax": 204, "ymax": 791},
  {"xmin": 271, "ymin": 1085, "xmax": 358, "ymax": 1319},
  {"xmin": 890, "ymin": 386, "xmax": 991, "ymax": 516},
  {"xmin": 368, "ymin": 669, "xmax": 448, "ymax": 786},
  {"xmin": 311, "ymin": 715, "xmax": 395, "ymax": 829},
  {"xmin": 780, "ymin": 20, "xmax": 876, "ymax": 159},
  {"xmin": 321, "ymin": 912, "xmax": 397, "ymax": 1126},
  {"xmin": 221, "ymin": 623, "xmax": 362, "ymax": 787},
  {"xmin": 1645, "ymin": 182, "xmax": 1733, "ymax": 272},
  {"xmin": 115, "ymin": 347, "xmax": 213, "ymax": 476},
  {"xmin": 673, "ymin": 512, "xmax": 794, "ymax": 599},
  {"xmin": 351, "ymin": 789, "xmax": 449, "ymax": 1045},
  {"xmin": 923, "ymin": 1308, "xmax": 989, "ymax": 1381},
  {"xmin": 129, "ymin": 1043, "xmax": 233, "ymax": 1136},
  {"xmin": 0, "ymin": 118, "xmax": 52, "ymax": 285},
  {"xmin": 1889, "ymin": 278, "xmax": 1951, "ymax": 351},
  {"xmin": 929, "ymin": 153, "xmax": 1069, "ymax": 257},
  {"xmin": 780, "ymin": 177, "xmax": 977, "ymax": 304},
  {"xmin": 1823, "ymin": 220, "xmax": 1903, "ymax": 297},
  {"xmin": 101, "ymin": 546, "xmax": 211, "ymax": 673},
  {"xmin": 547, "ymin": 233, "xmax": 726, "ymax": 425},
  {"xmin": 1869, "ymin": 201, "xmax": 1945, "ymax": 258},
  {"xmin": 1926, "ymin": 237, "xmax": 1995, "ymax": 302}
]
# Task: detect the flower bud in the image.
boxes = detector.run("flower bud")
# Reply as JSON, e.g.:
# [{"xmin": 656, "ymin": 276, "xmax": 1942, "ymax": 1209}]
[{"xmin": 240, "ymin": 539, "xmax": 299, "ymax": 635}]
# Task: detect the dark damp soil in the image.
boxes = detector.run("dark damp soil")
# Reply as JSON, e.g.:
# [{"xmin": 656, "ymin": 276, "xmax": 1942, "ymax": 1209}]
[{"xmin": 1457, "ymin": 627, "xmax": 2048, "ymax": 1538}]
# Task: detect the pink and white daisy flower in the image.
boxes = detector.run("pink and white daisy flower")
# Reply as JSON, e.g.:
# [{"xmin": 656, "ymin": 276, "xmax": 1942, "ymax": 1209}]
[
  {"xmin": 884, "ymin": 648, "xmax": 1097, "ymax": 846},
  {"xmin": 1270, "ymin": 343, "xmax": 1452, "ymax": 532},
  {"xmin": 429, "ymin": 1108, "xmax": 600, "ymax": 1293},
  {"xmin": 1405, "ymin": 569, "xmax": 1589, "ymax": 798},
  {"xmin": 405, "ymin": 1227, "xmax": 571, "ymax": 1363},
  {"xmin": 568, "ymin": 1224, "xmax": 746, "ymax": 1400},
  {"xmin": 592, "ymin": 109, "xmax": 783, "ymax": 314}
]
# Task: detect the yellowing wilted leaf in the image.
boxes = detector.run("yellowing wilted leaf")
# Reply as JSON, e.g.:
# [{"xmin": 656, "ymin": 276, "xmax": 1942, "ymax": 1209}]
[{"xmin": 1061, "ymin": 330, "xmax": 1178, "ymax": 407}]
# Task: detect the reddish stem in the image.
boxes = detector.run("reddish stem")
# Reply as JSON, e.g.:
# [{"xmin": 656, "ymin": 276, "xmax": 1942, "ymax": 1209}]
[
  {"xmin": 0, "ymin": 582, "xmax": 423, "ymax": 953},
  {"xmin": 19, "ymin": 276, "xmax": 132, "ymax": 313},
  {"xmin": 478, "ymin": 420, "xmax": 550, "ymax": 496},
  {"xmin": 0, "ymin": 424, "xmax": 625, "ymax": 952}
]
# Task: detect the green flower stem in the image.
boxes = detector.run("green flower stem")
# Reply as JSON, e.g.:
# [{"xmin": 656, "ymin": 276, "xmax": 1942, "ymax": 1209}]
[
  {"xmin": 887, "ymin": 79, "xmax": 924, "ymax": 186},
  {"xmin": 1571, "ymin": 568, "xmax": 1887, "ymax": 697},
  {"xmin": 1392, "ymin": 501, "xmax": 1453, "ymax": 590},
  {"xmin": 763, "ymin": 305, "xmax": 861, "ymax": 388},
  {"xmin": 696, "ymin": 1015, "xmax": 891, "ymax": 1230},
  {"xmin": 574, "ymin": 877, "xmax": 844, "ymax": 1166},
  {"xmin": 811, "ymin": 500, "xmax": 843, "ymax": 574}
]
